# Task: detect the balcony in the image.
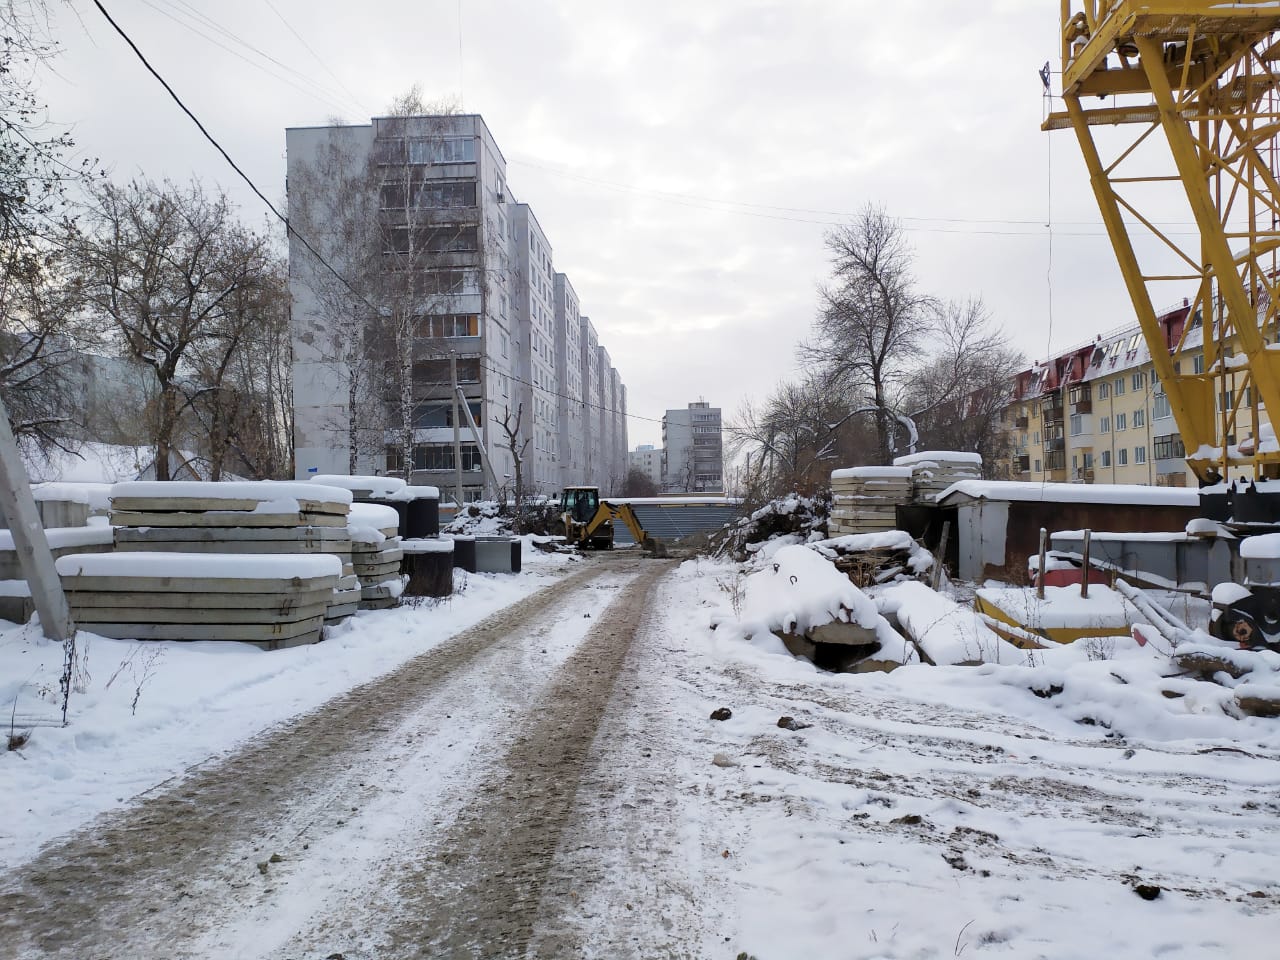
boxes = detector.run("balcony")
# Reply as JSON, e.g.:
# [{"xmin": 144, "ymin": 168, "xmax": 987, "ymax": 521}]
[
  {"xmin": 1068, "ymin": 384, "xmax": 1092, "ymax": 413},
  {"xmin": 1040, "ymin": 398, "xmax": 1064, "ymax": 422},
  {"xmin": 1047, "ymin": 437, "xmax": 1066, "ymax": 453},
  {"xmin": 1015, "ymin": 454, "xmax": 1031, "ymax": 473},
  {"xmin": 1074, "ymin": 468, "xmax": 1095, "ymax": 483},
  {"xmin": 1015, "ymin": 415, "xmax": 1029, "ymax": 429}
]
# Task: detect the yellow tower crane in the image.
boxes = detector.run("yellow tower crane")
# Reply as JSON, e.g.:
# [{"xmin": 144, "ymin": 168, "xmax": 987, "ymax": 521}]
[{"xmin": 1045, "ymin": 0, "xmax": 1280, "ymax": 489}]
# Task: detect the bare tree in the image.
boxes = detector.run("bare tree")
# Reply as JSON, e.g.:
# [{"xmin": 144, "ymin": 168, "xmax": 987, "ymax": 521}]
[
  {"xmin": 495, "ymin": 402, "xmax": 529, "ymax": 530},
  {"xmin": 69, "ymin": 179, "xmax": 281, "ymax": 480},
  {"xmin": 802, "ymin": 206, "xmax": 936, "ymax": 464},
  {"xmin": 0, "ymin": 1, "xmax": 101, "ymax": 453}
]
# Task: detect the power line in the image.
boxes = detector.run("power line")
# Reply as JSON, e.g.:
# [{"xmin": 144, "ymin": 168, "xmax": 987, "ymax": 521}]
[
  {"xmin": 90, "ymin": 0, "xmax": 375, "ymax": 326},
  {"xmin": 262, "ymin": 0, "xmax": 370, "ymax": 117},
  {"xmin": 92, "ymin": 2, "xmax": 659, "ymax": 434},
  {"xmin": 134, "ymin": 0, "xmax": 366, "ymax": 119},
  {"xmin": 509, "ymin": 155, "xmax": 1227, "ymax": 237},
  {"xmin": 476, "ymin": 357, "xmax": 665, "ymax": 425}
]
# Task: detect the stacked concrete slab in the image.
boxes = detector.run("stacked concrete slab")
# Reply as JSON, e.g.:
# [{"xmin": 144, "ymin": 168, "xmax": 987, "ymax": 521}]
[
  {"xmin": 56, "ymin": 552, "xmax": 342, "ymax": 649},
  {"xmin": 106, "ymin": 480, "xmax": 359, "ymax": 629},
  {"xmin": 829, "ymin": 467, "xmax": 913, "ymax": 535},
  {"xmin": 893, "ymin": 451, "xmax": 983, "ymax": 503}
]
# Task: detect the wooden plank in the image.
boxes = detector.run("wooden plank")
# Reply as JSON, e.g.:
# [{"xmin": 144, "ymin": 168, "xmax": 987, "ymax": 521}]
[
  {"xmin": 110, "ymin": 511, "xmax": 348, "ymax": 528},
  {"xmin": 68, "ymin": 602, "xmax": 329, "ymax": 625},
  {"xmin": 76, "ymin": 616, "xmax": 325, "ymax": 642},
  {"xmin": 62, "ymin": 574, "xmax": 339, "ymax": 594},
  {"xmin": 61, "ymin": 590, "xmax": 336, "ymax": 610}
]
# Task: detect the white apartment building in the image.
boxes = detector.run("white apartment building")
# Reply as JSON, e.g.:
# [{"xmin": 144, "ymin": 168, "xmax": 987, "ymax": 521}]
[
  {"xmin": 286, "ymin": 112, "xmax": 629, "ymax": 498},
  {"xmin": 629, "ymin": 444, "xmax": 662, "ymax": 487},
  {"xmin": 662, "ymin": 401, "xmax": 723, "ymax": 493}
]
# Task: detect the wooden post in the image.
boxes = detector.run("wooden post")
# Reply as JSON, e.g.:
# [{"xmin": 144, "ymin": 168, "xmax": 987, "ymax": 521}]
[
  {"xmin": 931, "ymin": 520, "xmax": 951, "ymax": 591},
  {"xmin": 1080, "ymin": 529, "xmax": 1092, "ymax": 599},
  {"xmin": 0, "ymin": 400, "xmax": 74, "ymax": 640},
  {"xmin": 1037, "ymin": 527, "xmax": 1048, "ymax": 600}
]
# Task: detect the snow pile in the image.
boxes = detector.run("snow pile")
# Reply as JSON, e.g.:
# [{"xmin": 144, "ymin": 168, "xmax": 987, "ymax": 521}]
[
  {"xmin": 715, "ymin": 544, "xmax": 906, "ymax": 655},
  {"xmin": 711, "ymin": 493, "xmax": 827, "ymax": 561},
  {"xmin": 309, "ymin": 474, "xmax": 406, "ymax": 498},
  {"xmin": 348, "ymin": 502, "xmax": 401, "ymax": 544},
  {"xmin": 977, "ymin": 583, "xmax": 1139, "ymax": 631},
  {"xmin": 444, "ymin": 501, "xmax": 517, "ymax": 537},
  {"xmin": 879, "ymin": 580, "xmax": 1022, "ymax": 665}
]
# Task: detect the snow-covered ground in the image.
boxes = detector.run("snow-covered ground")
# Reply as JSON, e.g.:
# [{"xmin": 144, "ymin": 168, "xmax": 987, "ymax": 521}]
[
  {"xmin": 4, "ymin": 542, "xmax": 1280, "ymax": 956},
  {"xmin": 0, "ymin": 543, "xmax": 577, "ymax": 868}
]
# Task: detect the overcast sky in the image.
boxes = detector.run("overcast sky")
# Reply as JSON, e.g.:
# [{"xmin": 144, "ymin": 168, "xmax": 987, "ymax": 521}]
[{"xmin": 38, "ymin": 0, "xmax": 1158, "ymax": 448}]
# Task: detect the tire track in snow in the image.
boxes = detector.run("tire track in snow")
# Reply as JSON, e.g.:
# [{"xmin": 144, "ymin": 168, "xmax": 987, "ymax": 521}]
[
  {"xmin": 0, "ymin": 559, "xmax": 624, "ymax": 960},
  {"xmin": 350, "ymin": 559, "xmax": 677, "ymax": 958}
]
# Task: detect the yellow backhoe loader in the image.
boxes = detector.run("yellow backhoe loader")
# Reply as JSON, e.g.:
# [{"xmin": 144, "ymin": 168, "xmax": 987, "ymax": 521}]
[{"xmin": 559, "ymin": 486, "xmax": 664, "ymax": 554}]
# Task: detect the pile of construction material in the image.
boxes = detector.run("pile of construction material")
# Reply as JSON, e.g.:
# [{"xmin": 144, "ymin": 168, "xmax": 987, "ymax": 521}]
[
  {"xmin": 106, "ymin": 480, "xmax": 362, "ymax": 627},
  {"xmin": 811, "ymin": 530, "xmax": 933, "ymax": 587},
  {"xmin": 829, "ymin": 467, "xmax": 913, "ymax": 535},
  {"xmin": 56, "ymin": 552, "xmax": 342, "ymax": 649},
  {"xmin": 892, "ymin": 451, "xmax": 983, "ymax": 503},
  {"xmin": 348, "ymin": 502, "xmax": 406, "ymax": 610}
]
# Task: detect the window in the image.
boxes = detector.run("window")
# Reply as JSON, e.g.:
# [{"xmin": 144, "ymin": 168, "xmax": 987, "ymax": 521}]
[
  {"xmin": 1133, "ymin": 408, "xmax": 1145, "ymax": 428},
  {"xmin": 1070, "ymin": 414, "xmax": 1083, "ymax": 436},
  {"xmin": 1193, "ymin": 354, "xmax": 1205, "ymax": 374},
  {"xmin": 382, "ymin": 225, "xmax": 479, "ymax": 255},
  {"xmin": 1153, "ymin": 393, "xmax": 1172, "ymax": 419},
  {"xmin": 407, "ymin": 137, "xmax": 475, "ymax": 164},
  {"xmin": 1117, "ymin": 448, "xmax": 1129, "ymax": 466},
  {"xmin": 1154, "ymin": 434, "xmax": 1185, "ymax": 460},
  {"xmin": 415, "ymin": 314, "xmax": 480, "ymax": 338},
  {"xmin": 1099, "ymin": 416, "xmax": 1110, "ymax": 433},
  {"xmin": 1135, "ymin": 446, "xmax": 1147, "ymax": 464},
  {"xmin": 1033, "ymin": 431, "xmax": 1041, "ymax": 444},
  {"xmin": 1034, "ymin": 459, "xmax": 1042, "ymax": 472},
  {"xmin": 1072, "ymin": 454, "xmax": 1078, "ymax": 471},
  {"xmin": 1083, "ymin": 452, "xmax": 1094, "ymax": 469},
  {"xmin": 411, "ymin": 401, "xmax": 482, "ymax": 429},
  {"xmin": 1132, "ymin": 371, "xmax": 1145, "ymax": 391},
  {"xmin": 1101, "ymin": 450, "xmax": 1111, "ymax": 467},
  {"xmin": 1115, "ymin": 413, "xmax": 1127, "ymax": 431},
  {"xmin": 1098, "ymin": 382, "xmax": 1110, "ymax": 399},
  {"xmin": 1114, "ymin": 377, "xmax": 1126, "ymax": 396}
]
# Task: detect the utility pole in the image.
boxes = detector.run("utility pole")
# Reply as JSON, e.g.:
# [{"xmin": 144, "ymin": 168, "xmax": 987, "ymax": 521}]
[
  {"xmin": 0, "ymin": 399, "xmax": 73, "ymax": 641},
  {"xmin": 450, "ymin": 352, "xmax": 464, "ymax": 508}
]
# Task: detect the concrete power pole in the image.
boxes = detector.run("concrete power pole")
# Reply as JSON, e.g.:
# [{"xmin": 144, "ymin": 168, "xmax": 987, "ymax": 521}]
[
  {"xmin": 450, "ymin": 353, "xmax": 464, "ymax": 508},
  {"xmin": 0, "ymin": 399, "xmax": 74, "ymax": 641}
]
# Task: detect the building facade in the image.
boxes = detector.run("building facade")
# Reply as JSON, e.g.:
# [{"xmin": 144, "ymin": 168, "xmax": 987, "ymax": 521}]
[
  {"xmin": 286, "ymin": 112, "xmax": 628, "ymax": 500},
  {"xmin": 629, "ymin": 444, "xmax": 662, "ymax": 487},
  {"xmin": 661, "ymin": 401, "xmax": 723, "ymax": 493},
  {"xmin": 1001, "ymin": 304, "xmax": 1202, "ymax": 488}
]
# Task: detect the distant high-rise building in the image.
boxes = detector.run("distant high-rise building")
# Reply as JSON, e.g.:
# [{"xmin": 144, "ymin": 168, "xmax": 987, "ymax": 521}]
[
  {"xmin": 629, "ymin": 444, "xmax": 662, "ymax": 487},
  {"xmin": 662, "ymin": 402, "xmax": 723, "ymax": 493}
]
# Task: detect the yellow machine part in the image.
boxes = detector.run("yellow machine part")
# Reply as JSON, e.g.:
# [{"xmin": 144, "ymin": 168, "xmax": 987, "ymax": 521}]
[{"xmin": 1046, "ymin": 0, "xmax": 1280, "ymax": 483}]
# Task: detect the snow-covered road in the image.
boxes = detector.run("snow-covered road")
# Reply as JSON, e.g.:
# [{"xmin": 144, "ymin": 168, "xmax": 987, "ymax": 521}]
[{"xmin": 3, "ymin": 552, "xmax": 1279, "ymax": 959}]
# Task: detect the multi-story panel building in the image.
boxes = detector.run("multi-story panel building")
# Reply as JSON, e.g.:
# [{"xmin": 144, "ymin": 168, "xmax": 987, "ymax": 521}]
[
  {"xmin": 661, "ymin": 402, "xmax": 723, "ymax": 493},
  {"xmin": 595, "ymin": 342, "xmax": 612, "ymax": 490},
  {"xmin": 579, "ymin": 316, "xmax": 600, "ymax": 487},
  {"xmin": 629, "ymin": 444, "xmax": 662, "ymax": 487},
  {"xmin": 1002, "ymin": 304, "xmax": 1200, "ymax": 488},
  {"xmin": 286, "ymin": 112, "xmax": 628, "ymax": 501},
  {"xmin": 510, "ymin": 204, "xmax": 560, "ymax": 494},
  {"xmin": 552, "ymin": 273, "xmax": 584, "ymax": 488}
]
